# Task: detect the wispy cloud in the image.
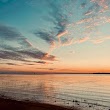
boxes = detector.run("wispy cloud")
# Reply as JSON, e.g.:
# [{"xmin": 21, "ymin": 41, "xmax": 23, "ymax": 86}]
[
  {"xmin": 17, "ymin": 49, "xmax": 56, "ymax": 61},
  {"xmin": 36, "ymin": 67, "xmax": 55, "ymax": 71},
  {"xmin": 91, "ymin": 36, "xmax": 110, "ymax": 44},
  {"xmin": 0, "ymin": 48, "xmax": 56, "ymax": 62},
  {"xmin": 35, "ymin": 61, "xmax": 50, "ymax": 64},
  {"xmin": 32, "ymin": 0, "xmax": 110, "ymax": 56},
  {"xmin": 0, "ymin": 24, "xmax": 34, "ymax": 48},
  {"xmin": 0, "ymin": 24, "xmax": 22, "ymax": 40},
  {"xmin": 0, "ymin": 50, "xmax": 25, "ymax": 61},
  {"xmin": 34, "ymin": 31, "xmax": 57, "ymax": 46},
  {"xmin": 0, "ymin": 62, "xmax": 21, "ymax": 66},
  {"xmin": 77, "ymin": 37, "xmax": 89, "ymax": 43},
  {"xmin": 23, "ymin": 60, "xmax": 52, "ymax": 66},
  {"xmin": 48, "ymin": 0, "xmax": 68, "ymax": 35},
  {"xmin": 33, "ymin": 0, "xmax": 70, "ymax": 53},
  {"xmin": 0, "ymin": 24, "xmax": 57, "ymax": 62}
]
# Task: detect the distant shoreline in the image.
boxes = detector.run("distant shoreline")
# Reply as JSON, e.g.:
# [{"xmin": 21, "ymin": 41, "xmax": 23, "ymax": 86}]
[{"xmin": 0, "ymin": 72, "xmax": 110, "ymax": 75}]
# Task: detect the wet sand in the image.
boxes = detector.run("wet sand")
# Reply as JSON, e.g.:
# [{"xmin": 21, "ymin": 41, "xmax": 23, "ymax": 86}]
[{"xmin": 0, "ymin": 97, "xmax": 79, "ymax": 110}]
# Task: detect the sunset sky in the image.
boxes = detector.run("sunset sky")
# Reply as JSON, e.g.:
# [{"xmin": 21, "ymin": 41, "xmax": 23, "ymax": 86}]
[{"xmin": 0, "ymin": 0, "xmax": 110, "ymax": 73}]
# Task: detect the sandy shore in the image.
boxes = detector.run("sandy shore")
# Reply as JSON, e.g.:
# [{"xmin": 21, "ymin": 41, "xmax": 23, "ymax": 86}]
[{"xmin": 0, "ymin": 97, "xmax": 79, "ymax": 110}]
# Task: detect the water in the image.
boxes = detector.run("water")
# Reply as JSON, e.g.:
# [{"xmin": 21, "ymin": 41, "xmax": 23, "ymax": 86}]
[{"xmin": 0, "ymin": 74, "xmax": 110, "ymax": 110}]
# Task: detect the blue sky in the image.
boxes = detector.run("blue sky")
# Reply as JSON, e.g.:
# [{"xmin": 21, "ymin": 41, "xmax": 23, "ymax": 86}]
[{"xmin": 0, "ymin": 0, "xmax": 110, "ymax": 73}]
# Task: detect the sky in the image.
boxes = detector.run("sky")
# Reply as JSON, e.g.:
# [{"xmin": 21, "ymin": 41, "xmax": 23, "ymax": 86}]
[{"xmin": 0, "ymin": 0, "xmax": 110, "ymax": 73}]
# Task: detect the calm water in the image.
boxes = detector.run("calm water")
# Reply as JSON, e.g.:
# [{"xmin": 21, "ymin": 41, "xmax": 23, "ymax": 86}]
[{"xmin": 0, "ymin": 74, "xmax": 110, "ymax": 110}]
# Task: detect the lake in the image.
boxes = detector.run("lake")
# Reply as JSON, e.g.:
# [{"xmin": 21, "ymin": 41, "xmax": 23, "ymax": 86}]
[{"xmin": 0, "ymin": 74, "xmax": 110, "ymax": 110}]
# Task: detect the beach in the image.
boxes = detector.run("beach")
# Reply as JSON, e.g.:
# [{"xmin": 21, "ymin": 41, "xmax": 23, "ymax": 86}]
[{"xmin": 0, "ymin": 97, "xmax": 78, "ymax": 110}]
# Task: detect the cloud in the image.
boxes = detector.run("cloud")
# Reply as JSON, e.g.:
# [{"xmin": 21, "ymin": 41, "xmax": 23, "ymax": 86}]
[
  {"xmin": 57, "ymin": 30, "xmax": 68, "ymax": 38},
  {"xmin": 0, "ymin": 48, "xmax": 56, "ymax": 61},
  {"xmin": 0, "ymin": 24, "xmax": 57, "ymax": 62},
  {"xmin": 0, "ymin": 24, "xmax": 22, "ymax": 40},
  {"xmin": 76, "ymin": 18, "xmax": 92, "ymax": 25},
  {"xmin": 0, "ymin": 44, "xmax": 19, "ymax": 51},
  {"xmin": 24, "ymin": 0, "xmax": 110, "ymax": 57},
  {"xmin": 91, "ymin": 36, "xmax": 110, "ymax": 44},
  {"xmin": 35, "ymin": 61, "xmax": 48, "ymax": 64},
  {"xmin": 85, "ymin": 10, "xmax": 93, "ymax": 16},
  {"xmin": 0, "ymin": 67, "xmax": 12, "ymax": 70},
  {"xmin": 0, "ymin": 24, "xmax": 34, "ymax": 49},
  {"xmin": 36, "ymin": 67, "xmax": 55, "ymax": 70},
  {"xmin": 41, "ymin": 53, "xmax": 56, "ymax": 61},
  {"xmin": 91, "ymin": 0, "xmax": 108, "ymax": 8},
  {"xmin": 0, "ymin": 63, "xmax": 21, "ymax": 66},
  {"xmin": 17, "ymin": 49, "xmax": 56, "ymax": 61},
  {"xmin": 61, "ymin": 38, "xmax": 73, "ymax": 46},
  {"xmin": 33, "ymin": 0, "xmax": 70, "ymax": 53},
  {"xmin": 48, "ymin": 0, "xmax": 68, "ymax": 35},
  {"xmin": 32, "ymin": 0, "xmax": 110, "ymax": 55},
  {"xmin": 23, "ymin": 63, "xmax": 35, "ymax": 65},
  {"xmin": 1, "ymin": 0, "xmax": 109, "ymax": 64},
  {"xmin": 91, "ymin": 39, "xmax": 104, "ymax": 44},
  {"xmin": 34, "ymin": 31, "xmax": 57, "ymax": 46},
  {"xmin": 0, "ymin": 50, "xmax": 25, "ymax": 61},
  {"xmin": 6, "ymin": 63, "xmax": 19, "ymax": 65},
  {"xmin": 19, "ymin": 38, "xmax": 33, "ymax": 48},
  {"xmin": 0, "ymin": 49, "xmax": 56, "ymax": 62},
  {"xmin": 77, "ymin": 37, "xmax": 89, "ymax": 43},
  {"xmin": 23, "ymin": 60, "xmax": 52, "ymax": 65}
]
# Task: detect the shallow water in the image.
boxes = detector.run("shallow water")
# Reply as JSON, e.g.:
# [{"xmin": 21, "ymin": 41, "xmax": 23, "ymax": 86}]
[{"xmin": 0, "ymin": 74, "xmax": 110, "ymax": 110}]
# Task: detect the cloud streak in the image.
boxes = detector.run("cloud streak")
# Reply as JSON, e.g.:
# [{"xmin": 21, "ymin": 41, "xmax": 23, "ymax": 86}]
[
  {"xmin": 0, "ymin": 24, "xmax": 34, "ymax": 49},
  {"xmin": 0, "ymin": 24, "xmax": 57, "ymax": 63},
  {"xmin": 0, "ymin": 48, "xmax": 56, "ymax": 62},
  {"xmin": 36, "ymin": 67, "xmax": 55, "ymax": 71},
  {"xmin": 34, "ymin": 31, "xmax": 57, "ymax": 46},
  {"xmin": 91, "ymin": 36, "xmax": 110, "ymax": 44},
  {"xmin": 32, "ymin": 0, "xmax": 72, "ymax": 52},
  {"xmin": 0, "ymin": 62, "xmax": 21, "ymax": 66}
]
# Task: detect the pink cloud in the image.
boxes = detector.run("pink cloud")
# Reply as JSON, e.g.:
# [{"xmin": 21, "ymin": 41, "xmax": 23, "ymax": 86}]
[
  {"xmin": 77, "ymin": 37, "xmax": 89, "ymax": 43},
  {"xmin": 57, "ymin": 30, "xmax": 68, "ymax": 38},
  {"xmin": 91, "ymin": 36, "xmax": 110, "ymax": 44}
]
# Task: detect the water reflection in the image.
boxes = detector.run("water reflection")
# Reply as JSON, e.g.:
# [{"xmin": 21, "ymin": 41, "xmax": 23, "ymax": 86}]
[{"xmin": 0, "ymin": 74, "xmax": 110, "ymax": 110}]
